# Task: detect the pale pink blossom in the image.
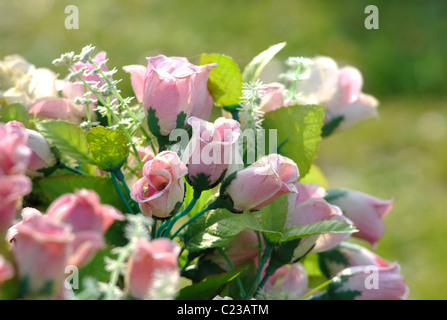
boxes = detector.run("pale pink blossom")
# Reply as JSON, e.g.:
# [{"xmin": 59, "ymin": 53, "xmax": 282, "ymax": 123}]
[
  {"xmin": 131, "ymin": 151, "xmax": 188, "ymax": 218},
  {"xmin": 225, "ymin": 154, "xmax": 299, "ymax": 212},
  {"xmin": 125, "ymin": 238, "xmax": 180, "ymax": 300}
]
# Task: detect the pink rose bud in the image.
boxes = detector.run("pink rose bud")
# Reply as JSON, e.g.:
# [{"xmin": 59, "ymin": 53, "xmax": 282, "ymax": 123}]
[
  {"xmin": 122, "ymin": 64, "xmax": 146, "ymax": 103},
  {"xmin": 263, "ymin": 262, "xmax": 309, "ymax": 300},
  {"xmin": 206, "ymin": 229, "xmax": 261, "ymax": 271},
  {"xmin": 286, "ymin": 183, "xmax": 353, "ymax": 260},
  {"xmin": 0, "ymin": 255, "xmax": 14, "ymax": 285},
  {"xmin": 327, "ymin": 189, "xmax": 393, "ymax": 248},
  {"xmin": 6, "ymin": 121, "xmax": 57, "ymax": 174},
  {"xmin": 0, "ymin": 122, "xmax": 31, "ymax": 176},
  {"xmin": 0, "ymin": 175, "xmax": 32, "ymax": 235},
  {"xmin": 260, "ymin": 82, "xmax": 287, "ymax": 113},
  {"xmin": 46, "ymin": 189, "xmax": 124, "ymax": 267},
  {"xmin": 185, "ymin": 116, "xmax": 241, "ymax": 190},
  {"xmin": 125, "ymin": 238, "xmax": 180, "ymax": 300},
  {"xmin": 319, "ymin": 242, "xmax": 393, "ymax": 278},
  {"xmin": 330, "ymin": 262, "xmax": 409, "ymax": 300},
  {"xmin": 224, "ymin": 154, "xmax": 299, "ymax": 212},
  {"xmin": 143, "ymin": 55, "xmax": 216, "ymax": 137},
  {"xmin": 12, "ymin": 215, "xmax": 74, "ymax": 295},
  {"xmin": 131, "ymin": 151, "xmax": 188, "ymax": 218},
  {"xmin": 28, "ymin": 97, "xmax": 80, "ymax": 123}
]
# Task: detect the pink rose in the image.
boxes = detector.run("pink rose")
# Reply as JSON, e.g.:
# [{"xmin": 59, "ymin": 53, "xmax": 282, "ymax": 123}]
[
  {"xmin": 296, "ymin": 56, "xmax": 379, "ymax": 131},
  {"xmin": 260, "ymin": 82, "xmax": 288, "ymax": 113},
  {"xmin": 224, "ymin": 154, "xmax": 299, "ymax": 212},
  {"xmin": 331, "ymin": 262, "xmax": 409, "ymax": 300},
  {"xmin": 125, "ymin": 238, "xmax": 180, "ymax": 300},
  {"xmin": 262, "ymin": 262, "xmax": 309, "ymax": 300},
  {"xmin": 6, "ymin": 121, "xmax": 56, "ymax": 175},
  {"xmin": 0, "ymin": 122, "xmax": 31, "ymax": 176},
  {"xmin": 142, "ymin": 55, "xmax": 216, "ymax": 136},
  {"xmin": 0, "ymin": 255, "xmax": 14, "ymax": 286},
  {"xmin": 206, "ymin": 229, "xmax": 261, "ymax": 271},
  {"xmin": 185, "ymin": 116, "xmax": 241, "ymax": 190},
  {"xmin": 122, "ymin": 64, "xmax": 146, "ymax": 103},
  {"xmin": 46, "ymin": 189, "xmax": 124, "ymax": 266},
  {"xmin": 326, "ymin": 189, "xmax": 393, "ymax": 248},
  {"xmin": 131, "ymin": 151, "xmax": 188, "ymax": 218},
  {"xmin": 12, "ymin": 214, "xmax": 74, "ymax": 295},
  {"xmin": 286, "ymin": 183, "xmax": 353, "ymax": 260},
  {"xmin": 319, "ymin": 242, "xmax": 394, "ymax": 278},
  {"xmin": 0, "ymin": 175, "xmax": 32, "ymax": 235}
]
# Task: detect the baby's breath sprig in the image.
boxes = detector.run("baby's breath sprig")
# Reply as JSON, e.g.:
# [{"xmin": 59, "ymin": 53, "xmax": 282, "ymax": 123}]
[
  {"xmin": 238, "ymin": 79, "xmax": 267, "ymax": 132},
  {"xmin": 103, "ymin": 214, "xmax": 153, "ymax": 300},
  {"xmin": 280, "ymin": 56, "xmax": 313, "ymax": 104}
]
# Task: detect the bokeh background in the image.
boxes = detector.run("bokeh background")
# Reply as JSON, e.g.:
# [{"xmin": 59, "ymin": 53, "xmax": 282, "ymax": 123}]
[{"xmin": 1, "ymin": 0, "xmax": 446, "ymax": 299}]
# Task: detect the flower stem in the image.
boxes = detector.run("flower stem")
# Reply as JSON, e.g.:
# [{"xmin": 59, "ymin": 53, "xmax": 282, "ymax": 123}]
[
  {"xmin": 170, "ymin": 201, "xmax": 216, "ymax": 239},
  {"xmin": 217, "ymin": 248, "xmax": 246, "ymax": 298},
  {"xmin": 160, "ymin": 191, "xmax": 201, "ymax": 238},
  {"xmin": 111, "ymin": 171, "xmax": 134, "ymax": 214},
  {"xmin": 59, "ymin": 161, "xmax": 89, "ymax": 176},
  {"xmin": 245, "ymin": 243, "xmax": 274, "ymax": 300}
]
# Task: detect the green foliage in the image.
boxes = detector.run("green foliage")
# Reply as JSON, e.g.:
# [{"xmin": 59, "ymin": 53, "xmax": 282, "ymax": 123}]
[
  {"xmin": 200, "ymin": 53, "xmax": 242, "ymax": 107},
  {"xmin": 242, "ymin": 42, "xmax": 286, "ymax": 83},
  {"xmin": 86, "ymin": 126, "xmax": 129, "ymax": 171},
  {"xmin": 35, "ymin": 120, "xmax": 95, "ymax": 164},
  {"xmin": 263, "ymin": 104, "xmax": 326, "ymax": 178},
  {"xmin": 176, "ymin": 269, "xmax": 242, "ymax": 300},
  {"xmin": 0, "ymin": 103, "xmax": 30, "ymax": 127}
]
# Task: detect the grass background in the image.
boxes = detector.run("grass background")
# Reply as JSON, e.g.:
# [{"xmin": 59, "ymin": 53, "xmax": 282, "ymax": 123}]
[{"xmin": 1, "ymin": 0, "xmax": 446, "ymax": 299}]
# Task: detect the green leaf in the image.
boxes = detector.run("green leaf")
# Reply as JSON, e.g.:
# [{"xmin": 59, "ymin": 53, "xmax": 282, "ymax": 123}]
[
  {"xmin": 240, "ymin": 211, "xmax": 283, "ymax": 244},
  {"xmin": 200, "ymin": 53, "xmax": 242, "ymax": 106},
  {"xmin": 321, "ymin": 115, "xmax": 344, "ymax": 137},
  {"xmin": 242, "ymin": 42, "xmax": 286, "ymax": 83},
  {"xmin": 263, "ymin": 104, "xmax": 326, "ymax": 178},
  {"xmin": 36, "ymin": 175, "xmax": 128, "ymax": 213},
  {"xmin": 264, "ymin": 239, "xmax": 301, "ymax": 277},
  {"xmin": 176, "ymin": 269, "xmax": 242, "ymax": 300},
  {"xmin": 281, "ymin": 220, "xmax": 357, "ymax": 243},
  {"xmin": 87, "ymin": 126, "xmax": 129, "ymax": 171},
  {"xmin": 36, "ymin": 120, "xmax": 95, "ymax": 164},
  {"xmin": 183, "ymin": 208, "xmax": 246, "ymax": 252},
  {"xmin": 0, "ymin": 103, "xmax": 30, "ymax": 127}
]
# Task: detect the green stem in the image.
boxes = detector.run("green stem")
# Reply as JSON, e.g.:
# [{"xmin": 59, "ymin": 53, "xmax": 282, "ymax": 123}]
[
  {"xmin": 160, "ymin": 191, "xmax": 201, "ymax": 238},
  {"xmin": 217, "ymin": 248, "xmax": 246, "ymax": 298},
  {"xmin": 88, "ymin": 58, "xmax": 157, "ymax": 155},
  {"xmin": 59, "ymin": 162, "xmax": 89, "ymax": 176},
  {"xmin": 111, "ymin": 171, "xmax": 134, "ymax": 214},
  {"xmin": 245, "ymin": 243, "xmax": 274, "ymax": 300},
  {"xmin": 83, "ymin": 83, "xmax": 92, "ymax": 122},
  {"xmin": 170, "ymin": 201, "xmax": 216, "ymax": 239}
]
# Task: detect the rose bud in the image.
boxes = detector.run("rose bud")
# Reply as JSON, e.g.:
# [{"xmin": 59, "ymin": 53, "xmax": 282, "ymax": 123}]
[
  {"xmin": 0, "ymin": 255, "xmax": 14, "ymax": 286},
  {"xmin": 12, "ymin": 215, "xmax": 74, "ymax": 296},
  {"xmin": 125, "ymin": 238, "xmax": 180, "ymax": 300},
  {"xmin": 142, "ymin": 55, "xmax": 216, "ymax": 137},
  {"xmin": 46, "ymin": 189, "xmax": 124, "ymax": 267},
  {"xmin": 131, "ymin": 151, "xmax": 188, "ymax": 218},
  {"xmin": 122, "ymin": 64, "xmax": 146, "ymax": 103},
  {"xmin": 259, "ymin": 82, "xmax": 287, "ymax": 113},
  {"xmin": 262, "ymin": 262, "xmax": 309, "ymax": 300},
  {"xmin": 318, "ymin": 242, "xmax": 394, "ymax": 278},
  {"xmin": 185, "ymin": 116, "xmax": 241, "ymax": 191},
  {"xmin": 326, "ymin": 189, "xmax": 393, "ymax": 248},
  {"xmin": 0, "ymin": 175, "xmax": 32, "ymax": 235},
  {"xmin": 286, "ymin": 182, "xmax": 353, "ymax": 260},
  {"xmin": 6, "ymin": 121, "xmax": 57, "ymax": 175},
  {"xmin": 328, "ymin": 262, "xmax": 409, "ymax": 300},
  {"xmin": 0, "ymin": 122, "xmax": 31, "ymax": 176},
  {"xmin": 224, "ymin": 154, "xmax": 299, "ymax": 212}
]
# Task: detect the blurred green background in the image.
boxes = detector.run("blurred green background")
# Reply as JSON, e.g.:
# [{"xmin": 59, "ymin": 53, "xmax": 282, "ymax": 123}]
[{"xmin": 1, "ymin": 0, "xmax": 446, "ymax": 299}]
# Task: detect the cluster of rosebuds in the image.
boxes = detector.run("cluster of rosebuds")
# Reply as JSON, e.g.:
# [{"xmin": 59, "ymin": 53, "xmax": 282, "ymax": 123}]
[{"xmin": 0, "ymin": 43, "xmax": 408, "ymax": 300}]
